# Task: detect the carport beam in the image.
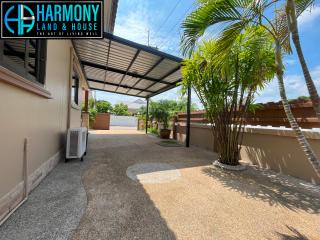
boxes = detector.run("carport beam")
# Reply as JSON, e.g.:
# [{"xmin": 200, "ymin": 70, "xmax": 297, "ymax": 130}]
[
  {"xmin": 186, "ymin": 86, "xmax": 191, "ymax": 148},
  {"xmin": 146, "ymin": 98, "xmax": 149, "ymax": 134}
]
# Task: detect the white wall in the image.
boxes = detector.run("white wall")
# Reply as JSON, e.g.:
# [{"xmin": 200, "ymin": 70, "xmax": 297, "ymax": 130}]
[
  {"xmin": 175, "ymin": 123, "xmax": 320, "ymax": 184},
  {"xmin": 110, "ymin": 115, "xmax": 138, "ymax": 127}
]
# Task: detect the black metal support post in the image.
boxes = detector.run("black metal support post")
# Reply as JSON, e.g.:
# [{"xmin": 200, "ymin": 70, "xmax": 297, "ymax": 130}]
[
  {"xmin": 186, "ymin": 86, "xmax": 191, "ymax": 147},
  {"xmin": 146, "ymin": 98, "xmax": 149, "ymax": 134}
]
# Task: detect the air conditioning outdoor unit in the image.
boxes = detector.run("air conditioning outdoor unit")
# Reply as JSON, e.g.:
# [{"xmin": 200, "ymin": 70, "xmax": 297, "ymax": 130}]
[{"xmin": 66, "ymin": 127, "xmax": 88, "ymax": 162}]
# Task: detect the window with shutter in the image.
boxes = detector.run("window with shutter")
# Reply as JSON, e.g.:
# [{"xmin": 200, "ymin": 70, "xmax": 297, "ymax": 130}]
[
  {"xmin": 0, "ymin": 40, "xmax": 47, "ymax": 85},
  {"xmin": 71, "ymin": 67, "xmax": 80, "ymax": 105}
]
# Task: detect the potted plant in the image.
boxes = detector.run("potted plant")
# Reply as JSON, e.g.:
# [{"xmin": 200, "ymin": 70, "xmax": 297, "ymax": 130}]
[{"xmin": 153, "ymin": 107, "xmax": 171, "ymax": 139}]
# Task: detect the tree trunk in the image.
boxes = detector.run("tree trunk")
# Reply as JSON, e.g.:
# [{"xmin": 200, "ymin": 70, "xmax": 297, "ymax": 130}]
[
  {"xmin": 287, "ymin": 0, "xmax": 320, "ymax": 120},
  {"xmin": 275, "ymin": 41, "xmax": 320, "ymax": 177}
]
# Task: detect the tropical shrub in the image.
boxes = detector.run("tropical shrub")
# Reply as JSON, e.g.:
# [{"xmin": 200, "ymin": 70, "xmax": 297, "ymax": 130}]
[
  {"xmin": 181, "ymin": 0, "xmax": 320, "ymax": 173},
  {"xmin": 182, "ymin": 27, "xmax": 275, "ymax": 166},
  {"xmin": 112, "ymin": 103, "xmax": 130, "ymax": 116},
  {"xmin": 147, "ymin": 99, "xmax": 198, "ymax": 123},
  {"xmin": 148, "ymin": 127, "xmax": 159, "ymax": 136},
  {"xmin": 96, "ymin": 100, "xmax": 112, "ymax": 113},
  {"xmin": 89, "ymin": 108, "xmax": 97, "ymax": 128},
  {"xmin": 152, "ymin": 105, "xmax": 171, "ymax": 129},
  {"xmin": 136, "ymin": 99, "xmax": 198, "ymax": 133}
]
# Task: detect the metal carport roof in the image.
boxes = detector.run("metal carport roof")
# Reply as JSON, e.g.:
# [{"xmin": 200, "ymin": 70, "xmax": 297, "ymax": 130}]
[{"xmin": 73, "ymin": 32, "xmax": 182, "ymax": 99}]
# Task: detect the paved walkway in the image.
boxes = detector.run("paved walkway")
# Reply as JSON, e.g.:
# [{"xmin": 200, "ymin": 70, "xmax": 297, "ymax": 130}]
[
  {"xmin": 1, "ymin": 129, "xmax": 320, "ymax": 239},
  {"xmin": 0, "ymin": 157, "xmax": 88, "ymax": 240}
]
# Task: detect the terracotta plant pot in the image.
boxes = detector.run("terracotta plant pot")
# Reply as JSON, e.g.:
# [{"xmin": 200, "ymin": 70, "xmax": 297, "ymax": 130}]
[{"xmin": 159, "ymin": 129, "xmax": 171, "ymax": 139}]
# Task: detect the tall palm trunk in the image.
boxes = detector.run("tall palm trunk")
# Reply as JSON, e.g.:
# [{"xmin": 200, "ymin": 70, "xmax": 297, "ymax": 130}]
[
  {"xmin": 286, "ymin": 0, "xmax": 320, "ymax": 120},
  {"xmin": 275, "ymin": 41, "xmax": 320, "ymax": 177}
]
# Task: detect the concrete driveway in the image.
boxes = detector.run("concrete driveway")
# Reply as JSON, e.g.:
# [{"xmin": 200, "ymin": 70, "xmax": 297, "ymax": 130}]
[{"xmin": 1, "ymin": 128, "xmax": 320, "ymax": 240}]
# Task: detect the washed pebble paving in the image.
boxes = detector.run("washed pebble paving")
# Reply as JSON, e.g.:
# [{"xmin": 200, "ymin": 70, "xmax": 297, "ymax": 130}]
[{"xmin": 126, "ymin": 162, "xmax": 181, "ymax": 184}]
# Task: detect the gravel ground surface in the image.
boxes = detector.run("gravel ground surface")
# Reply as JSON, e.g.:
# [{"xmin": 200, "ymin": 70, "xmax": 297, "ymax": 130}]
[
  {"xmin": 72, "ymin": 129, "xmax": 320, "ymax": 240},
  {"xmin": 0, "ymin": 158, "xmax": 88, "ymax": 240},
  {"xmin": 1, "ymin": 128, "xmax": 319, "ymax": 240}
]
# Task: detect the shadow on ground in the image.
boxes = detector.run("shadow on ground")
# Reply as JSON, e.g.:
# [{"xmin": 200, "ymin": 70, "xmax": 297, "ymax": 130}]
[
  {"xmin": 202, "ymin": 166, "xmax": 320, "ymax": 214},
  {"xmin": 274, "ymin": 225, "xmax": 310, "ymax": 240},
  {"xmin": 0, "ymin": 159, "xmax": 87, "ymax": 240},
  {"xmin": 72, "ymin": 133, "xmax": 184, "ymax": 240}
]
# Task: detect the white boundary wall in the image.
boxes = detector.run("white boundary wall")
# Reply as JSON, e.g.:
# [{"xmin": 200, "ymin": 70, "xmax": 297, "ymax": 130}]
[
  {"xmin": 175, "ymin": 123, "xmax": 320, "ymax": 185},
  {"xmin": 110, "ymin": 115, "xmax": 138, "ymax": 127}
]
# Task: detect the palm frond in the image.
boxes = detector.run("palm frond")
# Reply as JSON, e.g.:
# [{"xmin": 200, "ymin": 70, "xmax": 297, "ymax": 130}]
[
  {"xmin": 295, "ymin": 0, "xmax": 315, "ymax": 15},
  {"xmin": 274, "ymin": 0, "xmax": 316, "ymax": 54},
  {"xmin": 180, "ymin": 0, "xmax": 254, "ymax": 57},
  {"xmin": 274, "ymin": 8, "xmax": 292, "ymax": 54},
  {"xmin": 210, "ymin": 21, "xmax": 249, "ymax": 67}
]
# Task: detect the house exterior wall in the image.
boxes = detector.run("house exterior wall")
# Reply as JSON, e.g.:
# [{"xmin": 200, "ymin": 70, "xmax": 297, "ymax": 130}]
[
  {"xmin": 175, "ymin": 123, "xmax": 320, "ymax": 185},
  {"xmin": 0, "ymin": 40, "xmax": 87, "ymax": 221}
]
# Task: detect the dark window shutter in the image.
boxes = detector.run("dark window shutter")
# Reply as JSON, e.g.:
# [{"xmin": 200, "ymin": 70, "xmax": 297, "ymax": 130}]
[{"xmin": 36, "ymin": 40, "xmax": 47, "ymax": 84}]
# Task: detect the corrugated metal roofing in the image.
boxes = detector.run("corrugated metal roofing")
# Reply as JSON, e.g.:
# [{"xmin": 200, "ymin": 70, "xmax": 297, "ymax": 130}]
[{"xmin": 73, "ymin": 32, "xmax": 182, "ymax": 98}]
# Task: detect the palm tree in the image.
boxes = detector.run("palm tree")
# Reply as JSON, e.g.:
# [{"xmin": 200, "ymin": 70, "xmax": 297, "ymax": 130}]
[
  {"xmin": 285, "ymin": 0, "xmax": 320, "ymax": 120},
  {"xmin": 182, "ymin": 27, "xmax": 275, "ymax": 166},
  {"xmin": 180, "ymin": 0, "xmax": 320, "ymax": 176}
]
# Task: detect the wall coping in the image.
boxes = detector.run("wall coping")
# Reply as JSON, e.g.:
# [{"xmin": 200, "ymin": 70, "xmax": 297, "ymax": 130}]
[
  {"xmin": 176, "ymin": 123, "xmax": 320, "ymax": 140},
  {"xmin": 0, "ymin": 66, "xmax": 52, "ymax": 99}
]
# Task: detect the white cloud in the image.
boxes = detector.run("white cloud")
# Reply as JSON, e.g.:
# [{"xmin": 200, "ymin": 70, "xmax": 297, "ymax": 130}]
[
  {"xmin": 311, "ymin": 65, "xmax": 320, "ymax": 86},
  {"xmin": 256, "ymin": 65, "xmax": 320, "ymax": 103},
  {"xmin": 114, "ymin": 1, "xmax": 153, "ymax": 45},
  {"xmin": 284, "ymin": 58, "xmax": 296, "ymax": 66},
  {"xmin": 113, "ymin": 0, "xmax": 179, "ymax": 53},
  {"xmin": 298, "ymin": 6, "xmax": 320, "ymax": 28}
]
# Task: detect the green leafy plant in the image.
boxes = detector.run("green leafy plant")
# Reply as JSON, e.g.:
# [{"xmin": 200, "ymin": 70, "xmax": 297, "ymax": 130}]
[
  {"xmin": 112, "ymin": 103, "xmax": 130, "ymax": 116},
  {"xmin": 149, "ymin": 100, "xmax": 174, "ymax": 129},
  {"xmin": 182, "ymin": 27, "xmax": 275, "ymax": 166},
  {"xmin": 181, "ymin": 0, "xmax": 320, "ymax": 172},
  {"xmin": 137, "ymin": 106, "xmax": 147, "ymax": 121},
  {"xmin": 297, "ymin": 96, "xmax": 310, "ymax": 101},
  {"xmin": 96, "ymin": 100, "xmax": 112, "ymax": 113},
  {"xmin": 89, "ymin": 108, "xmax": 97, "ymax": 128},
  {"xmin": 248, "ymin": 103, "xmax": 264, "ymax": 114},
  {"xmin": 153, "ymin": 108, "xmax": 171, "ymax": 129},
  {"xmin": 147, "ymin": 99, "xmax": 198, "ymax": 127},
  {"xmin": 148, "ymin": 127, "xmax": 159, "ymax": 136}
]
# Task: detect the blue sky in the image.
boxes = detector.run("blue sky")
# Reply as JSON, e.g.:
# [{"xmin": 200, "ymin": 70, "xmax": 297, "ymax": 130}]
[{"xmin": 96, "ymin": 0, "xmax": 320, "ymax": 108}]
